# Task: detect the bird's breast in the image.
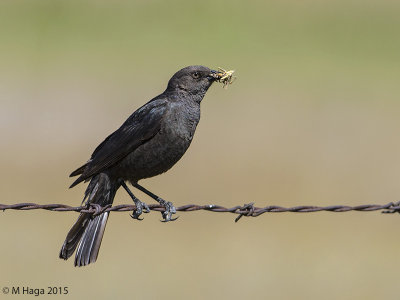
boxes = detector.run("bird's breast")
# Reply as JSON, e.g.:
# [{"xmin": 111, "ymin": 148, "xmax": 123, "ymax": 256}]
[
  {"xmin": 118, "ymin": 101, "xmax": 201, "ymax": 182},
  {"xmin": 162, "ymin": 102, "xmax": 200, "ymax": 140}
]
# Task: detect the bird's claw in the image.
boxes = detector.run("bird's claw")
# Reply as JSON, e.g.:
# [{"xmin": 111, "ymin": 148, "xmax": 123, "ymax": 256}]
[
  {"xmin": 130, "ymin": 201, "xmax": 150, "ymax": 221},
  {"xmin": 161, "ymin": 216, "xmax": 179, "ymax": 222},
  {"xmin": 158, "ymin": 199, "xmax": 178, "ymax": 222}
]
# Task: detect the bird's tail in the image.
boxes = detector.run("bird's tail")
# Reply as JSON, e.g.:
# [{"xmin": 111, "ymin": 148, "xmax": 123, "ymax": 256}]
[{"xmin": 59, "ymin": 173, "xmax": 119, "ymax": 267}]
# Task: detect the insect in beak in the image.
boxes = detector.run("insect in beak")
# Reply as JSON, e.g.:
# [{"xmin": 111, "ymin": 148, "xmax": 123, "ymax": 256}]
[{"xmin": 215, "ymin": 67, "xmax": 236, "ymax": 88}]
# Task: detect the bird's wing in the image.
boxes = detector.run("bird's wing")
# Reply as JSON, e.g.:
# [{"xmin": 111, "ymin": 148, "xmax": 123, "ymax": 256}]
[{"xmin": 70, "ymin": 98, "xmax": 168, "ymax": 187}]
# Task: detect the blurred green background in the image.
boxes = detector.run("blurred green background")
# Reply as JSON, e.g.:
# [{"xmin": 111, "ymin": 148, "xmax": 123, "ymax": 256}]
[{"xmin": 1, "ymin": 0, "xmax": 400, "ymax": 299}]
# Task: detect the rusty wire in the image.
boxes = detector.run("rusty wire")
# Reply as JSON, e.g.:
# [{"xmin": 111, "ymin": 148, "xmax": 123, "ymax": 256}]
[{"xmin": 1, "ymin": 201, "xmax": 400, "ymax": 222}]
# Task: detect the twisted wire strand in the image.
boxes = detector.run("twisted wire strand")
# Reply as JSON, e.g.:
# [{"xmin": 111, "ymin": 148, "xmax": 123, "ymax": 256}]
[{"xmin": 1, "ymin": 201, "xmax": 400, "ymax": 222}]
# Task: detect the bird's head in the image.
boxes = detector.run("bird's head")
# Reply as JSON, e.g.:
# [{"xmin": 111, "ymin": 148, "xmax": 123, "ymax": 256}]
[{"xmin": 166, "ymin": 65, "xmax": 218, "ymax": 99}]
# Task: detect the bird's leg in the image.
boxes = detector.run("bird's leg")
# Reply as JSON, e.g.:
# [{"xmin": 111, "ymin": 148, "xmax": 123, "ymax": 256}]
[
  {"xmin": 120, "ymin": 181, "xmax": 150, "ymax": 220},
  {"xmin": 133, "ymin": 183, "xmax": 177, "ymax": 222}
]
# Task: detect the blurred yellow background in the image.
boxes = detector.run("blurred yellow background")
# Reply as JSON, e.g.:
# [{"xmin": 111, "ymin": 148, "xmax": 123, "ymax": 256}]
[{"xmin": 1, "ymin": 0, "xmax": 400, "ymax": 299}]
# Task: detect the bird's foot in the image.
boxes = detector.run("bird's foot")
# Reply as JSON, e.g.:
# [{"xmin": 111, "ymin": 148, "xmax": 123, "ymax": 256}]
[
  {"xmin": 158, "ymin": 198, "xmax": 178, "ymax": 222},
  {"xmin": 130, "ymin": 200, "xmax": 150, "ymax": 221}
]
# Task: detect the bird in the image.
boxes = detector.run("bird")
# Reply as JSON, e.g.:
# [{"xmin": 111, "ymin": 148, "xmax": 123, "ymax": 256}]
[{"xmin": 60, "ymin": 65, "xmax": 221, "ymax": 266}]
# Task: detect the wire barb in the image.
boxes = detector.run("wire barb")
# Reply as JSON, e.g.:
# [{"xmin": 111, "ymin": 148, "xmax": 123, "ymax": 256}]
[
  {"xmin": 1, "ymin": 201, "xmax": 400, "ymax": 222},
  {"xmin": 235, "ymin": 203, "xmax": 255, "ymax": 222},
  {"xmin": 381, "ymin": 201, "xmax": 400, "ymax": 214}
]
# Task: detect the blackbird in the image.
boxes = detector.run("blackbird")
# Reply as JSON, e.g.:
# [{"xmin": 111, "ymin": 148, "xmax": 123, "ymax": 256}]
[{"xmin": 60, "ymin": 65, "xmax": 221, "ymax": 266}]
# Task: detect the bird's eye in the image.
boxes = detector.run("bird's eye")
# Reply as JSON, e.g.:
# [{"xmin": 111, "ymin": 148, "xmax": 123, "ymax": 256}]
[{"xmin": 192, "ymin": 72, "xmax": 200, "ymax": 79}]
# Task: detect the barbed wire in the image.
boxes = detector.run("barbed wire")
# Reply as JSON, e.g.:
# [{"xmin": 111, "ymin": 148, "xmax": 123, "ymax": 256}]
[{"xmin": 1, "ymin": 201, "xmax": 400, "ymax": 222}]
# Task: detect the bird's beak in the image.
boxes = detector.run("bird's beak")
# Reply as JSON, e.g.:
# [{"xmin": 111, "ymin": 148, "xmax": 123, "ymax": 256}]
[{"xmin": 207, "ymin": 69, "xmax": 219, "ymax": 81}]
